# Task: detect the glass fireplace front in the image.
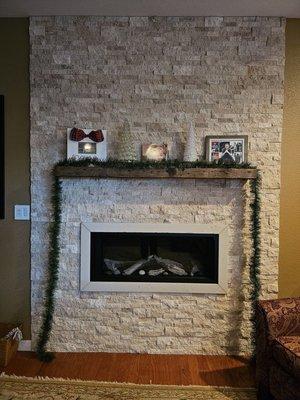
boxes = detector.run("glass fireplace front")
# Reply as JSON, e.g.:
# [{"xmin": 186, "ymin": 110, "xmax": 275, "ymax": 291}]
[{"xmin": 90, "ymin": 232, "xmax": 219, "ymax": 284}]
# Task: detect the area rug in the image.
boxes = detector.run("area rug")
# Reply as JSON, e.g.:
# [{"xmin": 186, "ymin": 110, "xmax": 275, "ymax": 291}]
[
  {"xmin": 0, "ymin": 374, "xmax": 257, "ymax": 400},
  {"xmin": 0, "ymin": 375, "xmax": 256, "ymax": 400}
]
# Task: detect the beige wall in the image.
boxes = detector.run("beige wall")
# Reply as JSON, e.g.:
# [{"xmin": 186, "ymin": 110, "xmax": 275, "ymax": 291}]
[
  {"xmin": 279, "ymin": 19, "xmax": 300, "ymax": 297},
  {"xmin": 0, "ymin": 18, "xmax": 30, "ymax": 338}
]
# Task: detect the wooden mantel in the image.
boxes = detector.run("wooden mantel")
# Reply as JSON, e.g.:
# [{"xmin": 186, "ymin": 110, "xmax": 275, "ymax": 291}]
[{"xmin": 54, "ymin": 165, "xmax": 258, "ymax": 180}]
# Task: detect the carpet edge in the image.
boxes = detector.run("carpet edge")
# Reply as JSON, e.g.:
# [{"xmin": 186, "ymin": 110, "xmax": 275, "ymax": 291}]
[{"xmin": 0, "ymin": 373, "xmax": 256, "ymax": 392}]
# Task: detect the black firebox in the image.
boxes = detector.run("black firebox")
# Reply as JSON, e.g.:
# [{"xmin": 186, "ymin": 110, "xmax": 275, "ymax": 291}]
[{"xmin": 90, "ymin": 232, "xmax": 219, "ymax": 284}]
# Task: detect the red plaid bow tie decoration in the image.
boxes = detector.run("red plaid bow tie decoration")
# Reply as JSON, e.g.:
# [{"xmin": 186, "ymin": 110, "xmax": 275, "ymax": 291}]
[{"xmin": 70, "ymin": 127, "xmax": 104, "ymax": 143}]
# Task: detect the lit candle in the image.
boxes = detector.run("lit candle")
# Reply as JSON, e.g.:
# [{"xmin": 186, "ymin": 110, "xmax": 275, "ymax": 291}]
[{"xmin": 83, "ymin": 143, "xmax": 92, "ymax": 153}]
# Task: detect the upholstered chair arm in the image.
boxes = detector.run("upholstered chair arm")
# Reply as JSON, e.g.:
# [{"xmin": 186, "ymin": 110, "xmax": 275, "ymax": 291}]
[
  {"xmin": 255, "ymin": 297, "xmax": 300, "ymax": 395},
  {"xmin": 258, "ymin": 297, "xmax": 300, "ymax": 339}
]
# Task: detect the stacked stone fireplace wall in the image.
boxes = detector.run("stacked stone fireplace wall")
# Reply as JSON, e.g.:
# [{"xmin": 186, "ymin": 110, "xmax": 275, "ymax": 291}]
[{"xmin": 30, "ymin": 16, "xmax": 285, "ymax": 354}]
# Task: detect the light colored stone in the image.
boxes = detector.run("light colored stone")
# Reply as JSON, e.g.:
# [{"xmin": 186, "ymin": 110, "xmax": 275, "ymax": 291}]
[{"xmin": 30, "ymin": 16, "xmax": 285, "ymax": 356}]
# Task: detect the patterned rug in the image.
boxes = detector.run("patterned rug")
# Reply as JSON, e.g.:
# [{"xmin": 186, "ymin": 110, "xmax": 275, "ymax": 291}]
[{"xmin": 0, "ymin": 375, "xmax": 257, "ymax": 400}]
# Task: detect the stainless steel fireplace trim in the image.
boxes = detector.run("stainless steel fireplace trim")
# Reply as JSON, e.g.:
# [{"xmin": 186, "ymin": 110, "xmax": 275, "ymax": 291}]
[{"xmin": 80, "ymin": 222, "xmax": 229, "ymax": 294}]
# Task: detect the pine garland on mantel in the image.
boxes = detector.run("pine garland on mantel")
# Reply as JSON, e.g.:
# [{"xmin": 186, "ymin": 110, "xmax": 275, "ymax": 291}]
[
  {"xmin": 55, "ymin": 157, "xmax": 256, "ymax": 170},
  {"xmin": 36, "ymin": 158, "xmax": 261, "ymax": 362}
]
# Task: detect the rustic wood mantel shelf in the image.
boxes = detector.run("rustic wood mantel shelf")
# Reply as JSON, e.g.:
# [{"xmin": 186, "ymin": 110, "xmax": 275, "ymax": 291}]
[{"xmin": 54, "ymin": 166, "xmax": 258, "ymax": 180}]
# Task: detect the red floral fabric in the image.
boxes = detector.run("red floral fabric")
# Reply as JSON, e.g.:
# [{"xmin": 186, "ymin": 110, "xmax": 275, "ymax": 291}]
[
  {"xmin": 256, "ymin": 297, "xmax": 300, "ymax": 399},
  {"xmin": 273, "ymin": 336, "xmax": 300, "ymax": 379},
  {"xmin": 259, "ymin": 298, "xmax": 300, "ymax": 338}
]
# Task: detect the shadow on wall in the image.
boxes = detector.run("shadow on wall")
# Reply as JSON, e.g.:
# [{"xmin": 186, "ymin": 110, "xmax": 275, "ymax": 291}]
[{"xmin": 224, "ymin": 183, "xmax": 250, "ymax": 355}]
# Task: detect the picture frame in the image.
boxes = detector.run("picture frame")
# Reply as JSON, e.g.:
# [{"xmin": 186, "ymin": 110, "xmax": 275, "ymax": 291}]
[
  {"xmin": 141, "ymin": 143, "xmax": 168, "ymax": 162},
  {"xmin": 205, "ymin": 135, "xmax": 248, "ymax": 164},
  {"xmin": 67, "ymin": 128, "xmax": 107, "ymax": 160}
]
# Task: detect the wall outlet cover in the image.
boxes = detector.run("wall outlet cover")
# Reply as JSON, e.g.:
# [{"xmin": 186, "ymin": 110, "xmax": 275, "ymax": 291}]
[{"xmin": 14, "ymin": 205, "xmax": 30, "ymax": 220}]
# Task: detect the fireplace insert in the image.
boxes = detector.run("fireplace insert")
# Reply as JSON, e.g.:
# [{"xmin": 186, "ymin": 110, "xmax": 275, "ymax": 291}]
[{"xmin": 90, "ymin": 232, "xmax": 219, "ymax": 284}]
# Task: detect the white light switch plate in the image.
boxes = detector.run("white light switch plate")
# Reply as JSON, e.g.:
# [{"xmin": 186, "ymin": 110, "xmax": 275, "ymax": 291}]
[{"xmin": 14, "ymin": 205, "xmax": 30, "ymax": 220}]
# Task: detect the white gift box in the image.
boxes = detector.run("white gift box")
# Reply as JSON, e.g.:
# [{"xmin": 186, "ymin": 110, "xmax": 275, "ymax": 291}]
[{"xmin": 67, "ymin": 128, "xmax": 107, "ymax": 160}]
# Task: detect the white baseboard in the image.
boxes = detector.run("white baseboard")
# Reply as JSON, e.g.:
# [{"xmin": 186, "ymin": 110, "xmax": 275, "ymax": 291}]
[{"xmin": 18, "ymin": 340, "xmax": 32, "ymax": 351}]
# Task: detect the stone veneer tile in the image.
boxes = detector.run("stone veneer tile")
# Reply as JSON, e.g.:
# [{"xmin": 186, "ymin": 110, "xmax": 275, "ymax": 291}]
[{"xmin": 30, "ymin": 17, "xmax": 285, "ymax": 355}]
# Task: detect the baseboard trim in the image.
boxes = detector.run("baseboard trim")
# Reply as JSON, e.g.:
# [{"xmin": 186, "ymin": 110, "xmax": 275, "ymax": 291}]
[{"xmin": 18, "ymin": 340, "xmax": 32, "ymax": 351}]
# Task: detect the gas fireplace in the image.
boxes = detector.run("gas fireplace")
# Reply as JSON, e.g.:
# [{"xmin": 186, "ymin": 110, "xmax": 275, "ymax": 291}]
[{"xmin": 81, "ymin": 223, "xmax": 228, "ymax": 294}]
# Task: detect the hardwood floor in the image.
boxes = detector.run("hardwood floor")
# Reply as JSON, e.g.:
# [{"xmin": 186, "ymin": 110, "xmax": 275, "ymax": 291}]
[{"xmin": 0, "ymin": 352, "xmax": 255, "ymax": 388}]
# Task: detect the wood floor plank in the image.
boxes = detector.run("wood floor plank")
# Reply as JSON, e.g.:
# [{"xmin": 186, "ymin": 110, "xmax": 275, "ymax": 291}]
[
  {"xmin": 137, "ymin": 353, "xmax": 156, "ymax": 384},
  {"xmin": 94, "ymin": 352, "xmax": 117, "ymax": 382},
  {"xmin": 186, "ymin": 354, "xmax": 206, "ymax": 385},
  {"xmin": 0, "ymin": 351, "xmax": 42, "ymax": 377},
  {"xmin": 151, "ymin": 354, "xmax": 174, "ymax": 384},
  {"xmin": 0, "ymin": 352, "xmax": 255, "ymax": 388},
  {"xmin": 108, "ymin": 353, "xmax": 140, "ymax": 383},
  {"xmin": 165, "ymin": 355, "xmax": 191, "ymax": 386}
]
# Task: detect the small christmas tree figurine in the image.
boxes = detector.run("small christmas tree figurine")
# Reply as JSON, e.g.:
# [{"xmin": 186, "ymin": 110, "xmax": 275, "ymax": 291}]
[
  {"xmin": 183, "ymin": 121, "xmax": 198, "ymax": 162},
  {"xmin": 118, "ymin": 119, "xmax": 137, "ymax": 161}
]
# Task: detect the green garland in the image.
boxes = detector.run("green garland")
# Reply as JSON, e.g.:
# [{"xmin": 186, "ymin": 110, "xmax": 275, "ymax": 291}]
[
  {"xmin": 36, "ymin": 175, "xmax": 62, "ymax": 362},
  {"xmin": 249, "ymin": 173, "xmax": 262, "ymax": 355},
  {"xmin": 56, "ymin": 157, "xmax": 255, "ymax": 170},
  {"xmin": 36, "ymin": 159, "xmax": 261, "ymax": 361}
]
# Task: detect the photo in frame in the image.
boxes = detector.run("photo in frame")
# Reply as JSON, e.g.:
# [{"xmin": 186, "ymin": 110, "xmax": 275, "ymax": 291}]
[
  {"xmin": 141, "ymin": 143, "xmax": 168, "ymax": 162},
  {"xmin": 205, "ymin": 135, "xmax": 248, "ymax": 164}
]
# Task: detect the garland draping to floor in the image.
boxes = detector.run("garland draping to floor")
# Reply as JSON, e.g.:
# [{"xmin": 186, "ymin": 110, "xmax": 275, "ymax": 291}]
[
  {"xmin": 249, "ymin": 174, "xmax": 262, "ymax": 352},
  {"xmin": 36, "ymin": 175, "xmax": 62, "ymax": 362},
  {"xmin": 36, "ymin": 159, "xmax": 261, "ymax": 362}
]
